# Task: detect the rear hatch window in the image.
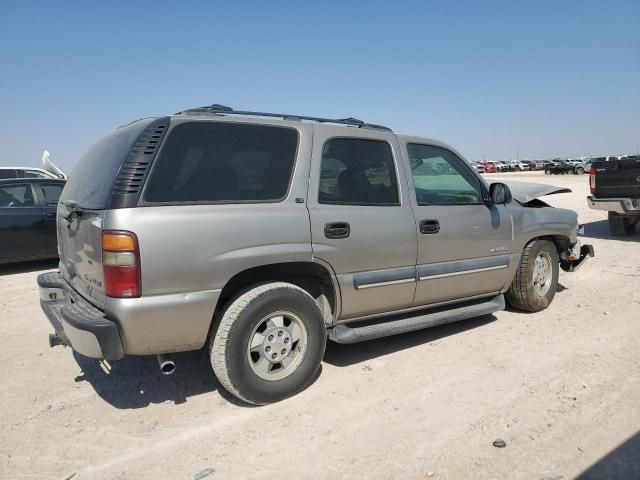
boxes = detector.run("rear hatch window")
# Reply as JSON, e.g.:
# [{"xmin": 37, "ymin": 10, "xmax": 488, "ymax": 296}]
[
  {"xmin": 59, "ymin": 118, "xmax": 157, "ymax": 210},
  {"xmin": 143, "ymin": 121, "xmax": 298, "ymax": 203},
  {"xmin": 57, "ymin": 118, "xmax": 157, "ymax": 307}
]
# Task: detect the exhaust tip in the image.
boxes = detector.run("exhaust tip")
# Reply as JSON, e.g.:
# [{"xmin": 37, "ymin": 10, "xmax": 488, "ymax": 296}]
[
  {"xmin": 49, "ymin": 333, "xmax": 66, "ymax": 348},
  {"xmin": 157, "ymin": 354, "xmax": 176, "ymax": 375}
]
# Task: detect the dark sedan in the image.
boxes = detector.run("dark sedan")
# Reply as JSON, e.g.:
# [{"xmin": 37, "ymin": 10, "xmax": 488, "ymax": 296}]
[
  {"xmin": 544, "ymin": 160, "xmax": 574, "ymax": 175},
  {"xmin": 0, "ymin": 178, "xmax": 65, "ymax": 264}
]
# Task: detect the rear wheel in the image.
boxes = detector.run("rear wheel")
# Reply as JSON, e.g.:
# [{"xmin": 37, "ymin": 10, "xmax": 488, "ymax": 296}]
[
  {"xmin": 608, "ymin": 212, "xmax": 635, "ymax": 236},
  {"xmin": 545, "ymin": 169, "xmax": 551, "ymax": 175},
  {"xmin": 506, "ymin": 239, "xmax": 559, "ymax": 312},
  {"xmin": 576, "ymin": 167, "xmax": 585, "ymax": 175},
  {"xmin": 210, "ymin": 282, "xmax": 326, "ymax": 405}
]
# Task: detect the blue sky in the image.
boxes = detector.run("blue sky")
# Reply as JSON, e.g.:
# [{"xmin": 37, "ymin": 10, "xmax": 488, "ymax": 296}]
[{"xmin": 1, "ymin": 0, "xmax": 638, "ymax": 171}]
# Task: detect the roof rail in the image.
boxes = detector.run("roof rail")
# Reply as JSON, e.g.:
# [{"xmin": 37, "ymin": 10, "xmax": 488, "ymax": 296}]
[{"xmin": 175, "ymin": 104, "xmax": 392, "ymax": 132}]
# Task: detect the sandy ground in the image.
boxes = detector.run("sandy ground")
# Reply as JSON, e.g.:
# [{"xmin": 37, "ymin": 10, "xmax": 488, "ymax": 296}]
[{"xmin": 1, "ymin": 171, "xmax": 639, "ymax": 480}]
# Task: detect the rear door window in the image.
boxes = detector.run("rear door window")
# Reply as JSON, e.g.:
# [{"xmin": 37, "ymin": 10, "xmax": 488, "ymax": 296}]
[
  {"xmin": 143, "ymin": 122, "xmax": 298, "ymax": 203},
  {"xmin": 0, "ymin": 184, "xmax": 36, "ymax": 207},
  {"xmin": 318, "ymin": 138, "xmax": 400, "ymax": 206}
]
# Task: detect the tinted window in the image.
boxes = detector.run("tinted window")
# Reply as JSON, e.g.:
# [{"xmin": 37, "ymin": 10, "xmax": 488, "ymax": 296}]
[
  {"xmin": 38, "ymin": 184, "xmax": 64, "ymax": 206},
  {"xmin": 59, "ymin": 118, "xmax": 156, "ymax": 210},
  {"xmin": 407, "ymin": 144, "xmax": 483, "ymax": 205},
  {"xmin": 319, "ymin": 138, "xmax": 399, "ymax": 206},
  {"xmin": 0, "ymin": 169, "xmax": 18, "ymax": 179},
  {"xmin": 0, "ymin": 184, "xmax": 35, "ymax": 207},
  {"xmin": 144, "ymin": 122, "xmax": 298, "ymax": 203}
]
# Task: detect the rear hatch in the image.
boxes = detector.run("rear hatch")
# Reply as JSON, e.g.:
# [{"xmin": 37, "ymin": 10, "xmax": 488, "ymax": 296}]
[
  {"xmin": 593, "ymin": 157, "xmax": 640, "ymax": 199},
  {"xmin": 57, "ymin": 117, "xmax": 167, "ymax": 308},
  {"xmin": 57, "ymin": 205, "xmax": 107, "ymax": 307}
]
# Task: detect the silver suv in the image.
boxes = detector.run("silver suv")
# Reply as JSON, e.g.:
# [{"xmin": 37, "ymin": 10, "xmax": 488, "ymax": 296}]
[{"xmin": 38, "ymin": 104, "xmax": 593, "ymax": 404}]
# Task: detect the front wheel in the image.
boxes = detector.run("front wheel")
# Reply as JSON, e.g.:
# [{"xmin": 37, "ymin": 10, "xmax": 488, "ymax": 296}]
[
  {"xmin": 545, "ymin": 169, "xmax": 551, "ymax": 175},
  {"xmin": 576, "ymin": 167, "xmax": 585, "ymax": 175},
  {"xmin": 210, "ymin": 282, "xmax": 327, "ymax": 405},
  {"xmin": 506, "ymin": 239, "xmax": 559, "ymax": 312}
]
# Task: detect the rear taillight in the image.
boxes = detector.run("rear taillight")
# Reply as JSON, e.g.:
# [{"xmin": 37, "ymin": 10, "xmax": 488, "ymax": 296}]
[
  {"xmin": 102, "ymin": 230, "xmax": 141, "ymax": 298},
  {"xmin": 589, "ymin": 167, "xmax": 596, "ymax": 194}
]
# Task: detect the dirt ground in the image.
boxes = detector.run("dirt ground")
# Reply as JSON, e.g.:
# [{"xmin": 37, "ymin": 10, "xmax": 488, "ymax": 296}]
[{"xmin": 1, "ymin": 171, "xmax": 639, "ymax": 480}]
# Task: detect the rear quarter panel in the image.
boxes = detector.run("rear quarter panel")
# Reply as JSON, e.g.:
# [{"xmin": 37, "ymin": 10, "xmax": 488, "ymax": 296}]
[{"xmin": 104, "ymin": 203, "xmax": 313, "ymax": 296}]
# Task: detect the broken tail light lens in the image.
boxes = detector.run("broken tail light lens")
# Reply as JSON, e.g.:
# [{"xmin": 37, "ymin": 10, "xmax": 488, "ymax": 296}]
[{"xmin": 102, "ymin": 230, "xmax": 141, "ymax": 298}]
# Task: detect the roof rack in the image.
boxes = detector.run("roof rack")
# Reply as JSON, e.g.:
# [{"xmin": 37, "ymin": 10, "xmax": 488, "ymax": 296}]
[{"xmin": 175, "ymin": 104, "xmax": 392, "ymax": 132}]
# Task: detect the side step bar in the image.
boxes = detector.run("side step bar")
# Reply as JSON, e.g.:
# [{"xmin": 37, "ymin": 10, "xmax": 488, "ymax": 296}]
[{"xmin": 329, "ymin": 294, "xmax": 505, "ymax": 344}]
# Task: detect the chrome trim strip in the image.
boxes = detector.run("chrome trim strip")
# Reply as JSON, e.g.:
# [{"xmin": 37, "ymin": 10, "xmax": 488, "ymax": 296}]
[
  {"xmin": 419, "ymin": 264, "xmax": 508, "ymax": 281},
  {"xmin": 355, "ymin": 277, "xmax": 416, "ymax": 290}
]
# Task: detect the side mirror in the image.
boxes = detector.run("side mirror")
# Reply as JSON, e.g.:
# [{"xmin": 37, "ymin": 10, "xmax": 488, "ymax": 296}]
[{"xmin": 488, "ymin": 182, "xmax": 512, "ymax": 205}]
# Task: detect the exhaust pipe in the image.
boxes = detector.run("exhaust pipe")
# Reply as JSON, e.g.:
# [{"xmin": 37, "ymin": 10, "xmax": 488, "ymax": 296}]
[
  {"xmin": 157, "ymin": 354, "xmax": 176, "ymax": 375},
  {"xmin": 49, "ymin": 333, "xmax": 66, "ymax": 348}
]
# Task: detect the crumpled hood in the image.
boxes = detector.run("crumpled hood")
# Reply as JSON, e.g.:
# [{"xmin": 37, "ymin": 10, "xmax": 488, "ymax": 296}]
[{"xmin": 501, "ymin": 181, "xmax": 571, "ymax": 204}]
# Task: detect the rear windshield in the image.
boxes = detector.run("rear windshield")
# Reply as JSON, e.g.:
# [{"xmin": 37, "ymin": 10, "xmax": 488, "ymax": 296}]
[
  {"xmin": 59, "ymin": 118, "xmax": 156, "ymax": 210},
  {"xmin": 143, "ymin": 122, "xmax": 298, "ymax": 203}
]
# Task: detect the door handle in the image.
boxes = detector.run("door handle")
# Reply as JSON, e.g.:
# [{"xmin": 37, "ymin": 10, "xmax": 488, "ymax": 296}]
[
  {"xmin": 45, "ymin": 212, "xmax": 57, "ymax": 218},
  {"xmin": 419, "ymin": 219, "xmax": 440, "ymax": 234},
  {"xmin": 324, "ymin": 222, "xmax": 350, "ymax": 239}
]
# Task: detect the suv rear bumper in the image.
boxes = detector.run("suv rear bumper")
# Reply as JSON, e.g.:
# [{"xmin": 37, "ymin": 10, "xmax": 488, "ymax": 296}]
[
  {"xmin": 38, "ymin": 272, "xmax": 124, "ymax": 361},
  {"xmin": 587, "ymin": 196, "xmax": 640, "ymax": 215}
]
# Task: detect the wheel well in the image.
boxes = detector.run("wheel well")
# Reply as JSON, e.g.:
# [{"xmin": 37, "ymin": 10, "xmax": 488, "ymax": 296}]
[
  {"xmin": 527, "ymin": 235, "xmax": 570, "ymax": 255},
  {"xmin": 216, "ymin": 262, "xmax": 337, "ymax": 325}
]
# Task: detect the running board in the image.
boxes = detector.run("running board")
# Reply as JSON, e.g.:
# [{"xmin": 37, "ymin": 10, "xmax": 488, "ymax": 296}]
[{"xmin": 329, "ymin": 294, "xmax": 505, "ymax": 344}]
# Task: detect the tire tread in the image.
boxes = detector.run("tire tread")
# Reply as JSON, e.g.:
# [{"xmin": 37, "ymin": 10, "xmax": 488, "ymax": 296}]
[
  {"xmin": 210, "ymin": 282, "xmax": 323, "ymax": 405},
  {"xmin": 506, "ymin": 239, "xmax": 558, "ymax": 313}
]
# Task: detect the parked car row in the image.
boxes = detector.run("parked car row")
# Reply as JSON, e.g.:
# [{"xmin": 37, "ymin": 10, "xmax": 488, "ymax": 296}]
[
  {"xmin": 475, "ymin": 155, "xmax": 630, "ymax": 176},
  {"xmin": 473, "ymin": 160, "xmax": 545, "ymax": 173},
  {"xmin": 543, "ymin": 158, "xmax": 598, "ymax": 175}
]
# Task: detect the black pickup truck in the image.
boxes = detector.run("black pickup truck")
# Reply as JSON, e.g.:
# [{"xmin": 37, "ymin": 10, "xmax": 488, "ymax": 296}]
[{"xmin": 587, "ymin": 156, "xmax": 640, "ymax": 235}]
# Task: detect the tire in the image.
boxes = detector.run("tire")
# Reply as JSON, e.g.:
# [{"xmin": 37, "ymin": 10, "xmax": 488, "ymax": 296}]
[
  {"xmin": 210, "ymin": 282, "xmax": 327, "ymax": 405},
  {"xmin": 505, "ymin": 239, "xmax": 559, "ymax": 313},
  {"xmin": 608, "ymin": 211, "xmax": 635, "ymax": 236},
  {"xmin": 576, "ymin": 167, "xmax": 585, "ymax": 175},
  {"xmin": 545, "ymin": 169, "xmax": 551, "ymax": 175}
]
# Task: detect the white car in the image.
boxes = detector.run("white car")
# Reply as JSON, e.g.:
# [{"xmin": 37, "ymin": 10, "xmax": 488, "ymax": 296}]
[
  {"xmin": 0, "ymin": 151, "xmax": 67, "ymax": 180},
  {"xmin": 516, "ymin": 161, "xmax": 529, "ymax": 171},
  {"xmin": 474, "ymin": 161, "xmax": 485, "ymax": 173},
  {"xmin": 495, "ymin": 161, "xmax": 510, "ymax": 172},
  {"xmin": 0, "ymin": 167, "xmax": 60, "ymax": 179}
]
